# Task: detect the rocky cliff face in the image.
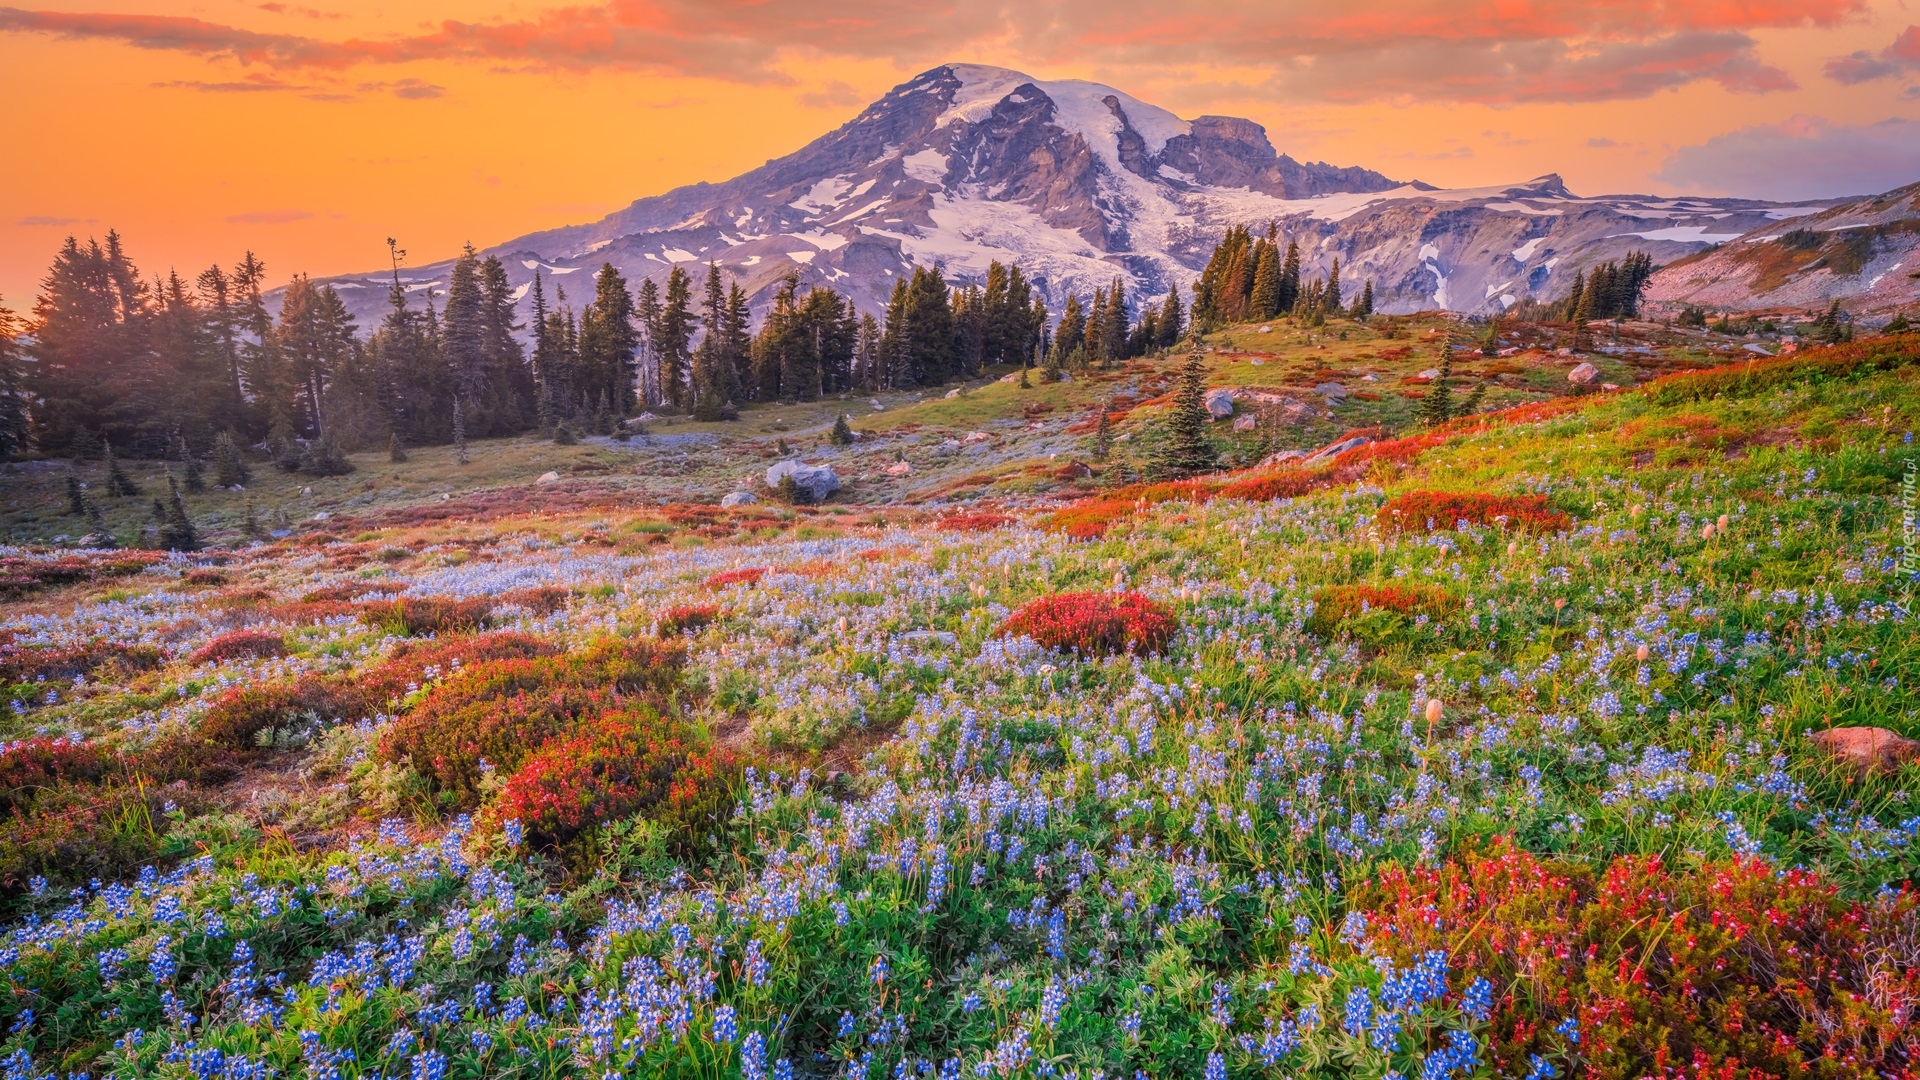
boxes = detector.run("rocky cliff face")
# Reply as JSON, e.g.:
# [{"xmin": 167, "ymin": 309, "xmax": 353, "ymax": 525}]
[
  {"xmin": 1643, "ymin": 182, "xmax": 1920, "ymax": 318},
  {"xmin": 300, "ymin": 64, "xmax": 1847, "ymax": 328}
]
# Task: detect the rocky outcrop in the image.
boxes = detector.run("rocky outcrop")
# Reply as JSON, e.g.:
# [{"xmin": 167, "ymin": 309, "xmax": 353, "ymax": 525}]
[
  {"xmin": 765, "ymin": 461, "xmax": 840, "ymax": 502},
  {"xmin": 1809, "ymin": 726, "xmax": 1920, "ymax": 777}
]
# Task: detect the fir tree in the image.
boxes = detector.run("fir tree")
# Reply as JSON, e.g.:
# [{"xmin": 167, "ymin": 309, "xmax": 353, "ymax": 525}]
[
  {"xmin": 1278, "ymin": 241, "xmax": 1302, "ymax": 315},
  {"xmin": 157, "ymin": 471, "xmax": 197, "ymax": 551},
  {"xmin": 1147, "ymin": 340, "xmax": 1217, "ymax": 479},
  {"xmin": 184, "ymin": 452, "xmax": 206, "ymax": 493},
  {"xmin": 1353, "ymin": 280, "xmax": 1375, "ymax": 319},
  {"xmin": 1459, "ymin": 380, "xmax": 1488, "ymax": 416},
  {"xmin": 452, "ymin": 398, "xmax": 469, "ymax": 464},
  {"xmin": 387, "ymin": 431, "xmax": 407, "ymax": 464},
  {"xmin": 0, "ymin": 294, "xmax": 28, "ymax": 459},
  {"xmin": 828, "ymin": 413, "xmax": 854, "ymax": 447},
  {"xmin": 1092, "ymin": 399, "xmax": 1114, "ymax": 461},
  {"xmin": 212, "ymin": 430, "xmax": 249, "ymax": 487},
  {"xmin": 66, "ymin": 473, "xmax": 87, "ymax": 516},
  {"xmin": 1157, "ymin": 284, "xmax": 1185, "ymax": 349},
  {"xmin": 1570, "ymin": 278, "xmax": 1595, "ymax": 351},
  {"xmin": 69, "ymin": 425, "xmax": 101, "ymax": 462},
  {"xmin": 1323, "ymin": 259, "xmax": 1342, "ymax": 315},
  {"xmin": 104, "ymin": 441, "xmax": 140, "ymax": 496},
  {"xmin": 83, "ymin": 494, "xmax": 113, "ymax": 547},
  {"xmin": 553, "ymin": 422, "xmax": 577, "ymax": 446},
  {"xmin": 299, "ymin": 435, "xmax": 354, "ymax": 476},
  {"xmin": 243, "ymin": 495, "xmax": 261, "ymax": 539},
  {"xmin": 1418, "ymin": 353, "xmax": 1454, "ymax": 426},
  {"xmin": 1249, "ymin": 242, "xmax": 1281, "ymax": 321}
]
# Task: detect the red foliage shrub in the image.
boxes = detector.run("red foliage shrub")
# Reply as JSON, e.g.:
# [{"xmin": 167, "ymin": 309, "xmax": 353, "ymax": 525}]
[
  {"xmin": 704, "ymin": 567, "xmax": 770, "ymax": 589},
  {"xmin": 377, "ymin": 636, "xmax": 686, "ymax": 804},
  {"xmin": 199, "ymin": 631, "xmax": 557, "ymax": 750},
  {"xmin": 657, "ymin": 604, "xmax": 719, "ymax": 636},
  {"xmin": 499, "ymin": 586, "xmax": 570, "ymax": 615},
  {"xmin": 1646, "ymin": 336, "xmax": 1920, "ymax": 406},
  {"xmin": 0, "ymin": 737, "xmax": 112, "ymax": 815},
  {"xmin": 358, "ymin": 595, "xmax": 496, "ymax": 636},
  {"xmin": 490, "ymin": 707, "xmax": 741, "ymax": 854},
  {"xmin": 1215, "ymin": 467, "xmax": 1333, "ymax": 502},
  {"xmin": 1350, "ymin": 842, "xmax": 1920, "ymax": 1080},
  {"xmin": 1044, "ymin": 499, "xmax": 1137, "ymax": 540},
  {"xmin": 997, "ymin": 591, "xmax": 1177, "ymax": 657},
  {"xmin": 0, "ymin": 641, "xmax": 164, "ymax": 685},
  {"xmin": 936, "ymin": 512, "xmax": 1016, "ymax": 533},
  {"xmin": 189, "ymin": 631, "xmax": 287, "ymax": 666},
  {"xmin": 1378, "ymin": 490, "xmax": 1571, "ymax": 534},
  {"xmin": 0, "ymin": 551, "xmax": 165, "ymax": 598},
  {"xmin": 1307, "ymin": 583, "xmax": 1458, "ymax": 635}
]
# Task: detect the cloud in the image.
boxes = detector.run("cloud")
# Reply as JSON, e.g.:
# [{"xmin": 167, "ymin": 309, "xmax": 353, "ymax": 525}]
[
  {"xmin": 800, "ymin": 81, "xmax": 867, "ymax": 109},
  {"xmin": 1587, "ymin": 137, "xmax": 1620, "ymax": 148},
  {"xmin": 224, "ymin": 210, "xmax": 315, "ymax": 224},
  {"xmin": 357, "ymin": 77, "xmax": 446, "ymax": 99},
  {"xmin": 257, "ymin": 2, "xmax": 342, "ymax": 19},
  {"xmin": 15, "ymin": 215, "xmax": 92, "ymax": 226},
  {"xmin": 1657, "ymin": 115, "xmax": 1920, "ymax": 200},
  {"xmin": 152, "ymin": 72, "xmax": 313, "ymax": 92},
  {"xmin": 0, "ymin": 0, "xmax": 1858, "ymax": 102},
  {"xmin": 1824, "ymin": 24, "xmax": 1920, "ymax": 83}
]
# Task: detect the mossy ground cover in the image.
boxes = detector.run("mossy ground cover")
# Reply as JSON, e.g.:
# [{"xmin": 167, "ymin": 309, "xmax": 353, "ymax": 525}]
[{"xmin": 0, "ymin": 332, "xmax": 1917, "ymax": 1080}]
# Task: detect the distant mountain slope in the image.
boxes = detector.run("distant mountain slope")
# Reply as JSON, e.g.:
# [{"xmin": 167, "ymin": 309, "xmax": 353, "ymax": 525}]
[
  {"xmin": 1643, "ymin": 182, "xmax": 1920, "ymax": 317},
  {"xmin": 300, "ymin": 64, "xmax": 1843, "ymax": 326}
]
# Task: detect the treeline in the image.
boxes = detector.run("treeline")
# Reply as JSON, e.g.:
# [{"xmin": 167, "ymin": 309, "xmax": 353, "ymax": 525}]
[
  {"xmin": 1559, "ymin": 252, "xmax": 1655, "ymax": 322},
  {"xmin": 0, "ymin": 231, "xmax": 1211, "ymax": 463},
  {"xmin": 1192, "ymin": 225, "xmax": 1373, "ymax": 328}
]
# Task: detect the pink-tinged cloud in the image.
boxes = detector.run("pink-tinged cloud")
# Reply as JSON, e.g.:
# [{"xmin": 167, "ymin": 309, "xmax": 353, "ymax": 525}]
[
  {"xmin": 1658, "ymin": 114, "xmax": 1920, "ymax": 199},
  {"xmin": 1824, "ymin": 23, "xmax": 1920, "ymax": 82},
  {"xmin": 0, "ymin": 0, "xmax": 1860, "ymax": 101},
  {"xmin": 16, "ymin": 215, "xmax": 93, "ymax": 227}
]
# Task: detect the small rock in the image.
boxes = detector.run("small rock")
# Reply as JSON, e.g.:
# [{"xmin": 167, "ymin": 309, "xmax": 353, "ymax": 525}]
[
  {"xmin": 1314, "ymin": 381, "xmax": 1349, "ymax": 401},
  {"xmin": 719, "ymin": 491, "xmax": 759, "ymax": 507},
  {"xmin": 962, "ymin": 431, "xmax": 991, "ymax": 444},
  {"xmin": 312, "ymin": 511, "xmax": 330, "ymax": 521},
  {"xmin": 1056, "ymin": 371, "xmax": 1073, "ymax": 383},
  {"xmin": 884, "ymin": 461, "xmax": 912, "ymax": 476},
  {"xmin": 1601, "ymin": 382, "xmax": 1620, "ymax": 391},
  {"xmin": 1203, "ymin": 388, "xmax": 1235, "ymax": 420},
  {"xmin": 1417, "ymin": 368, "xmax": 1441, "ymax": 380},
  {"xmin": 1304, "ymin": 435, "xmax": 1370, "ymax": 463},
  {"xmin": 535, "ymin": 470, "xmax": 561, "ymax": 484},
  {"xmin": 1568, "ymin": 362, "xmax": 1600, "ymax": 385},
  {"xmin": 1258, "ymin": 324, "xmax": 1272, "ymax": 333},
  {"xmin": 868, "ymin": 398, "xmax": 884, "ymax": 411},
  {"xmin": 944, "ymin": 387, "xmax": 964, "ymax": 399},
  {"xmin": 1810, "ymin": 726, "xmax": 1920, "ymax": 776},
  {"xmin": 765, "ymin": 460, "xmax": 840, "ymax": 502},
  {"xmin": 1232, "ymin": 414, "xmax": 1258, "ymax": 431},
  {"xmin": 1260, "ymin": 449, "xmax": 1307, "ymax": 467},
  {"xmin": 1361, "ymin": 373, "xmax": 1378, "ymax": 382}
]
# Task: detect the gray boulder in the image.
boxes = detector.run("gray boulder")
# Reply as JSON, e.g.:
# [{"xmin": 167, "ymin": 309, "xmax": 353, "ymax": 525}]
[
  {"xmin": 766, "ymin": 460, "xmax": 840, "ymax": 502},
  {"xmin": 1304, "ymin": 435, "xmax": 1370, "ymax": 463},
  {"xmin": 1314, "ymin": 381, "xmax": 1349, "ymax": 401},
  {"xmin": 720, "ymin": 491, "xmax": 760, "ymax": 508},
  {"xmin": 1204, "ymin": 388, "xmax": 1236, "ymax": 420},
  {"xmin": 1568, "ymin": 362, "xmax": 1600, "ymax": 385}
]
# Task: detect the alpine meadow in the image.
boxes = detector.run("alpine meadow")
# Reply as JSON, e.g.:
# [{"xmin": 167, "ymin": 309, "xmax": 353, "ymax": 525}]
[{"xmin": 6, "ymin": 18, "xmax": 1920, "ymax": 1080}]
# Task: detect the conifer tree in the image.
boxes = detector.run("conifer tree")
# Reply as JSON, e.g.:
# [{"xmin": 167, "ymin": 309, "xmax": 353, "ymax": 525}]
[
  {"xmin": 69, "ymin": 425, "xmax": 101, "ymax": 461},
  {"xmin": 1250, "ymin": 243, "xmax": 1281, "ymax": 321},
  {"xmin": 1459, "ymin": 380, "xmax": 1488, "ymax": 416},
  {"xmin": 0, "ymin": 295, "xmax": 28, "ymax": 459},
  {"xmin": 242, "ymin": 494, "xmax": 261, "ymax": 540},
  {"xmin": 66, "ymin": 473, "xmax": 87, "ymax": 516},
  {"xmin": 157, "ymin": 471, "xmax": 197, "ymax": 551},
  {"xmin": 452, "ymin": 398, "xmax": 469, "ymax": 464},
  {"xmin": 1353, "ymin": 281, "xmax": 1375, "ymax": 319},
  {"xmin": 655, "ymin": 268, "xmax": 695, "ymax": 411},
  {"xmin": 213, "ymin": 431, "xmax": 249, "ymax": 487},
  {"xmin": 1323, "ymin": 260, "xmax": 1342, "ymax": 315},
  {"xmin": 1278, "ymin": 241, "xmax": 1302, "ymax": 314},
  {"xmin": 388, "ymin": 431, "xmax": 407, "ymax": 463},
  {"xmin": 184, "ymin": 451, "xmax": 206, "ymax": 493},
  {"xmin": 1147, "ymin": 340, "xmax": 1218, "ymax": 479},
  {"xmin": 1419, "ymin": 352, "xmax": 1454, "ymax": 426},
  {"xmin": 1092, "ymin": 399, "xmax": 1114, "ymax": 461},
  {"xmin": 1570, "ymin": 279, "xmax": 1595, "ymax": 352},
  {"xmin": 84, "ymin": 494, "xmax": 113, "ymax": 547},
  {"xmin": 577, "ymin": 264, "xmax": 639, "ymax": 416},
  {"xmin": 1054, "ymin": 294, "xmax": 1085, "ymax": 363},
  {"xmin": 104, "ymin": 441, "xmax": 140, "ymax": 496},
  {"xmin": 1157, "ymin": 284, "xmax": 1185, "ymax": 349},
  {"xmin": 829, "ymin": 413, "xmax": 854, "ymax": 447},
  {"xmin": 300, "ymin": 434, "xmax": 354, "ymax": 476}
]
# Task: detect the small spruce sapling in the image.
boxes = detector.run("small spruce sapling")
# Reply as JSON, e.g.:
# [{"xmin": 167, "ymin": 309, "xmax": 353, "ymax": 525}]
[
  {"xmin": 104, "ymin": 442, "xmax": 140, "ymax": 497},
  {"xmin": 828, "ymin": 413, "xmax": 854, "ymax": 447},
  {"xmin": 66, "ymin": 473, "xmax": 87, "ymax": 516},
  {"xmin": 213, "ymin": 431, "xmax": 250, "ymax": 487},
  {"xmin": 388, "ymin": 432, "xmax": 408, "ymax": 464}
]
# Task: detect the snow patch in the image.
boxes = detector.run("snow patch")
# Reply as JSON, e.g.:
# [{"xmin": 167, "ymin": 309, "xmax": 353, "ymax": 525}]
[
  {"xmin": 942, "ymin": 63, "xmax": 1192, "ymax": 165},
  {"xmin": 1610, "ymin": 226, "xmax": 1742, "ymax": 244},
  {"xmin": 1512, "ymin": 237, "xmax": 1545, "ymax": 262},
  {"xmin": 903, "ymin": 149, "xmax": 949, "ymax": 184},
  {"xmin": 661, "ymin": 248, "xmax": 699, "ymax": 262},
  {"xmin": 509, "ymin": 283, "xmax": 530, "ymax": 301},
  {"xmin": 787, "ymin": 250, "xmax": 815, "ymax": 264},
  {"xmin": 791, "ymin": 230, "xmax": 851, "ymax": 252},
  {"xmin": 790, "ymin": 177, "xmax": 852, "ymax": 213}
]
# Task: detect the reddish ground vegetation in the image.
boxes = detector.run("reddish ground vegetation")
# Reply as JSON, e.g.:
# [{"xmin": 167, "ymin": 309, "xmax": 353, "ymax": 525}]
[
  {"xmin": 705, "ymin": 567, "xmax": 770, "ymax": 589},
  {"xmin": 188, "ymin": 631, "xmax": 287, "ymax": 666},
  {"xmin": 498, "ymin": 586, "xmax": 571, "ymax": 615},
  {"xmin": 998, "ymin": 591, "xmax": 1177, "ymax": 657},
  {"xmin": 0, "ymin": 640, "xmax": 165, "ymax": 685},
  {"xmin": 1307, "ymin": 583, "xmax": 1459, "ymax": 635},
  {"xmin": 936, "ymin": 512, "xmax": 1016, "ymax": 533},
  {"xmin": 1351, "ymin": 842, "xmax": 1920, "ymax": 1080},
  {"xmin": 1378, "ymin": 491, "xmax": 1572, "ymax": 533},
  {"xmin": 657, "ymin": 604, "xmax": 719, "ymax": 636},
  {"xmin": 490, "ymin": 706, "xmax": 742, "ymax": 856},
  {"xmin": 0, "ymin": 737, "xmax": 113, "ymax": 815},
  {"xmin": 0, "ymin": 551, "xmax": 166, "ymax": 598},
  {"xmin": 197, "ymin": 631, "xmax": 556, "ymax": 750},
  {"xmin": 1646, "ymin": 335, "xmax": 1920, "ymax": 406},
  {"xmin": 357, "ymin": 595, "xmax": 496, "ymax": 636},
  {"xmin": 377, "ymin": 636, "xmax": 686, "ymax": 804}
]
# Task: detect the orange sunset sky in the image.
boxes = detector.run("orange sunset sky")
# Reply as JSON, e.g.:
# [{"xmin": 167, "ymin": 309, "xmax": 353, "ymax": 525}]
[{"xmin": 3, "ymin": 0, "xmax": 1919, "ymax": 310}]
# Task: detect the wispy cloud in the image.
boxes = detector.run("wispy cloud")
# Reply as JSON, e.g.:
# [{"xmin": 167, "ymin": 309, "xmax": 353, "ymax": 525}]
[
  {"xmin": 15, "ymin": 215, "xmax": 93, "ymax": 227},
  {"xmin": 0, "ymin": 0, "xmax": 1863, "ymax": 102},
  {"xmin": 1824, "ymin": 24, "xmax": 1920, "ymax": 83},
  {"xmin": 1657, "ymin": 114, "xmax": 1920, "ymax": 200}
]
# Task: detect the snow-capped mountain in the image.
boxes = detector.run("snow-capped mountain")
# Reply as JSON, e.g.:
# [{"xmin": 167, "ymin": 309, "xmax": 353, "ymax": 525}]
[{"xmin": 302, "ymin": 64, "xmax": 1844, "ymax": 325}]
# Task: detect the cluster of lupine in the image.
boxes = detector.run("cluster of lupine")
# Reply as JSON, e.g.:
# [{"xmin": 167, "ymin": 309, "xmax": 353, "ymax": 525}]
[{"xmin": 1, "ymin": 344, "xmax": 1918, "ymax": 1076}]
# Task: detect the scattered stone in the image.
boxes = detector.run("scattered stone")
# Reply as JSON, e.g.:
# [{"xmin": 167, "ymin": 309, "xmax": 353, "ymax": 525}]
[
  {"xmin": 535, "ymin": 471, "xmax": 560, "ymax": 484},
  {"xmin": 720, "ymin": 491, "xmax": 759, "ymax": 507},
  {"xmin": 1810, "ymin": 726, "xmax": 1920, "ymax": 777},
  {"xmin": 1258, "ymin": 325, "xmax": 1272, "ymax": 333},
  {"xmin": 868, "ymin": 398, "xmax": 884, "ymax": 411},
  {"xmin": 962, "ymin": 431, "xmax": 991, "ymax": 444},
  {"xmin": 765, "ymin": 460, "xmax": 840, "ymax": 502},
  {"xmin": 884, "ymin": 461, "xmax": 912, "ymax": 476},
  {"xmin": 1304, "ymin": 435, "xmax": 1370, "ymax": 464},
  {"xmin": 1361, "ymin": 373, "xmax": 1378, "ymax": 381},
  {"xmin": 1232, "ymin": 414, "xmax": 1258, "ymax": 431},
  {"xmin": 1314, "ymin": 381, "xmax": 1349, "ymax": 401},
  {"xmin": 1260, "ymin": 449, "xmax": 1307, "ymax": 467},
  {"xmin": 1417, "ymin": 368, "xmax": 1440, "ymax": 380},
  {"xmin": 944, "ymin": 387, "xmax": 964, "ymax": 399},
  {"xmin": 1204, "ymin": 388, "xmax": 1236, "ymax": 420},
  {"xmin": 312, "ymin": 511, "xmax": 331, "ymax": 521},
  {"xmin": 1601, "ymin": 382, "xmax": 1620, "ymax": 391},
  {"xmin": 1568, "ymin": 362, "xmax": 1600, "ymax": 386},
  {"xmin": 1742, "ymin": 343, "xmax": 1774, "ymax": 357}
]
